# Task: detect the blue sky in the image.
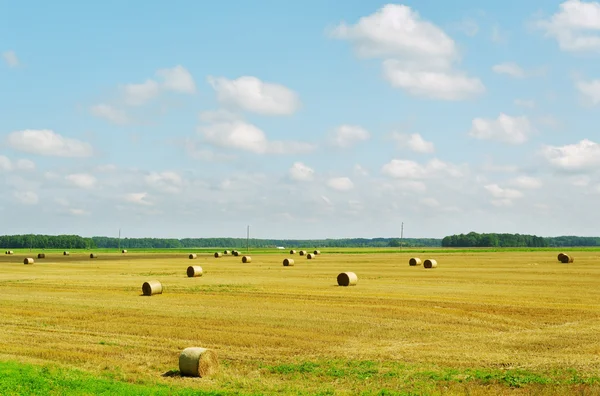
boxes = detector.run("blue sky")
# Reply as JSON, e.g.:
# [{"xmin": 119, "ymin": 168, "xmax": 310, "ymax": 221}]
[{"xmin": 1, "ymin": 0, "xmax": 599, "ymax": 239}]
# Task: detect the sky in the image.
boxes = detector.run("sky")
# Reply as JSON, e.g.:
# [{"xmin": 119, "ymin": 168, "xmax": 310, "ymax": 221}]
[{"xmin": 1, "ymin": 0, "xmax": 599, "ymax": 240}]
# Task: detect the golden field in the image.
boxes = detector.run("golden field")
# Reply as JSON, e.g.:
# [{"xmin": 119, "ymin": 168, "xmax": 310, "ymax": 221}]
[{"xmin": 1, "ymin": 249, "xmax": 599, "ymax": 395}]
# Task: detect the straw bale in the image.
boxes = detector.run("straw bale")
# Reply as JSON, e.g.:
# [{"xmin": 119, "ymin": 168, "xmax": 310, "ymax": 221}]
[
  {"xmin": 242, "ymin": 255, "xmax": 251, "ymax": 263},
  {"xmin": 214, "ymin": 252, "xmax": 223, "ymax": 258},
  {"xmin": 313, "ymin": 250, "xmax": 321, "ymax": 255},
  {"xmin": 283, "ymin": 258, "xmax": 295, "ymax": 266},
  {"xmin": 90, "ymin": 253, "xmax": 98, "ymax": 259},
  {"xmin": 37, "ymin": 253, "xmax": 45, "ymax": 259},
  {"xmin": 179, "ymin": 347, "xmax": 219, "ymax": 377},
  {"xmin": 337, "ymin": 272, "xmax": 358, "ymax": 286},
  {"xmin": 299, "ymin": 250, "xmax": 307, "ymax": 256},
  {"xmin": 307, "ymin": 253, "xmax": 314, "ymax": 259},
  {"xmin": 409, "ymin": 257, "xmax": 422, "ymax": 266},
  {"xmin": 289, "ymin": 250, "xmax": 296, "ymax": 254},
  {"xmin": 63, "ymin": 251, "xmax": 69, "ymax": 256},
  {"xmin": 23, "ymin": 258, "xmax": 34, "ymax": 265},
  {"xmin": 142, "ymin": 280, "xmax": 163, "ymax": 296},
  {"xmin": 189, "ymin": 253, "xmax": 197, "ymax": 259},
  {"xmin": 187, "ymin": 266, "xmax": 203, "ymax": 277},
  {"xmin": 424, "ymin": 259, "xmax": 437, "ymax": 268}
]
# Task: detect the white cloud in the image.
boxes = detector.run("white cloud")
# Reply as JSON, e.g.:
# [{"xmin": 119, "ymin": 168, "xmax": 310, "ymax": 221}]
[
  {"xmin": 381, "ymin": 158, "xmax": 465, "ymax": 179},
  {"xmin": 207, "ymin": 76, "xmax": 300, "ymax": 115},
  {"xmin": 576, "ymin": 79, "xmax": 600, "ymax": 105},
  {"xmin": 541, "ymin": 139, "xmax": 600, "ymax": 171},
  {"xmin": 156, "ymin": 65, "xmax": 196, "ymax": 94},
  {"xmin": 145, "ymin": 171, "xmax": 183, "ymax": 193},
  {"xmin": 327, "ymin": 177, "xmax": 354, "ymax": 191},
  {"xmin": 122, "ymin": 79, "xmax": 160, "ymax": 106},
  {"xmin": 90, "ymin": 104, "xmax": 129, "ymax": 125},
  {"xmin": 69, "ymin": 208, "xmax": 90, "ymax": 216},
  {"xmin": 485, "ymin": 184, "xmax": 523, "ymax": 199},
  {"xmin": 514, "ymin": 99, "xmax": 536, "ymax": 108},
  {"xmin": 198, "ymin": 120, "xmax": 315, "ymax": 155},
  {"xmin": 391, "ymin": 132, "xmax": 435, "ymax": 153},
  {"xmin": 124, "ymin": 192, "xmax": 152, "ymax": 206},
  {"xmin": 492, "ymin": 62, "xmax": 526, "ymax": 78},
  {"xmin": 509, "ymin": 176, "xmax": 543, "ymax": 189},
  {"xmin": 14, "ymin": 191, "xmax": 38, "ymax": 205},
  {"xmin": 383, "ymin": 60, "xmax": 485, "ymax": 100},
  {"xmin": 331, "ymin": 125, "xmax": 371, "ymax": 148},
  {"xmin": 468, "ymin": 114, "xmax": 535, "ymax": 144},
  {"xmin": 66, "ymin": 173, "xmax": 97, "ymax": 189},
  {"xmin": 331, "ymin": 4, "xmax": 484, "ymax": 100},
  {"xmin": 6, "ymin": 129, "xmax": 94, "ymax": 157},
  {"xmin": 289, "ymin": 162, "xmax": 315, "ymax": 181},
  {"xmin": 0, "ymin": 156, "xmax": 11, "ymax": 171},
  {"xmin": 2, "ymin": 50, "xmax": 19, "ymax": 68},
  {"xmin": 354, "ymin": 164, "xmax": 369, "ymax": 176},
  {"xmin": 535, "ymin": 0, "xmax": 600, "ymax": 52},
  {"xmin": 15, "ymin": 159, "xmax": 35, "ymax": 171},
  {"xmin": 199, "ymin": 109, "xmax": 241, "ymax": 123}
]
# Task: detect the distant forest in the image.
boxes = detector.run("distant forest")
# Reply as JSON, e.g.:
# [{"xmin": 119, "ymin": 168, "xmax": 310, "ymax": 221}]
[{"xmin": 0, "ymin": 233, "xmax": 598, "ymax": 249}]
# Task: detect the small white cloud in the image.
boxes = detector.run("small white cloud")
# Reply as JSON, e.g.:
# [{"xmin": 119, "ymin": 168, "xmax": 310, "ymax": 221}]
[
  {"xmin": 391, "ymin": 132, "xmax": 435, "ymax": 153},
  {"xmin": 6, "ymin": 129, "xmax": 94, "ymax": 157},
  {"xmin": 15, "ymin": 159, "xmax": 35, "ymax": 171},
  {"xmin": 514, "ymin": 99, "xmax": 536, "ymax": 108},
  {"xmin": 14, "ymin": 191, "xmax": 39, "ymax": 205},
  {"xmin": 90, "ymin": 104, "xmax": 129, "ymax": 125},
  {"xmin": 156, "ymin": 65, "xmax": 196, "ymax": 94},
  {"xmin": 576, "ymin": 79, "xmax": 600, "ymax": 105},
  {"xmin": 381, "ymin": 158, "xmax": 465, "ymax": 179},
  {"xmin": 69, "ymin": 208, "xmax": 90, "ymax": 216},
  {"xmin": 331, "ymin": 125, "xmax": 371, "ymax": 148},
  {"xmin": 327, "ymin": 177, "xmax": 354, "ymax": 191},
  {"xmin": 207, "ymin": 76, "xmax": 300, "ymax": 115},
  {"xmin": 485, "ymin": 184, "xmax": 523, "ymax": 199},
  {"xmin": 0, "ymin": 156, "xmax": 12, "ymax": 171},
  {"xmin": 66, "ymin": 173, "xmax": 97, "ymax": 189},
  {"xmin": 468, "ymin": 114, "xmax": 535, "ymax": 144},
  {"xmin": 509, "ymin": 176, "xmax": 543, "ymax": 189},
  {"xmin": 289, "ymin": 162, "xmax": 315, "ymax": 181},
  {"xmin": 541, "ymin": 139, "xmax": 600, "ymax": 172},
  {"xmin": 2, "ymin": 50, "xmax": 19, "ymax": 68},
  {"xmin": 354, "ymin": 164, "xmax": 369, "ymax": 176},
  {"xmin": 124, "ymin": 192, "xmax": 152, "ymax": 206},
  {"xmin": 145, "ymin": 171, "xmax": 183, "ymax": 193},
  {"xmin": 122, "ymin": 79, "xmax": 160, "ymax": 106},
  {"xmin": 492, "ymin": 62, "xmax": 526, "ymax": 78},
  {"xmin": 535, "ymin": 0, "xmax": 600, "ymax": 52}
]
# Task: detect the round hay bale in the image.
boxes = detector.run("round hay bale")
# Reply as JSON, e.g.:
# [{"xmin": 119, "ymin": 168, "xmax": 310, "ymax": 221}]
[
  {"xmin": 424, "ymin": 259, "xmax": 437, "ymax": 268},
  {"xmin": 90, "ymin": 253, "xmax": 98, "ymax": 259},
  {"xmin": 122, "ymin": 249, "xmax": 127, "ymax": 253},
  {"xmin": 37, "ymin": 253, "xmax": 45, "ymax": 259},
  {"xmin": 187, "ymin": 266, "xmax": 203, "ymax": 277},
  {"xmin": 224, "ymin": 250, "xmax": 231, "ymax": 255},
  {"xmin": 289, "ymin": 249, "xmax": 296, "ymax": 254},
  {"xmin": 242, "ymin": 255, "xmax": 251, "ymax": 263},
  {"xmin": 313, "ymin": 250, "xmax": 321, "ymax": 255},
  {"xmin": 179, "ymin": 347, "xmax": 219, "ymax": 377},
  {"xmin": 299, "ymin": 250, "xmax": 307, "ymax": 256},
  {"xmin": 233, "ymin": 251, "xmax": 240, "ymax": 256},
  {"xmin": 7, "ymin": 250, "xmax": 14, "ymax": 255},
  {"xmin": 409, "ymin": 257, "xmax": 422, "ymax": 266},
  {"xmin": 557, "ymin": 253, "xmax": 567, "ymax": 262},
  {"xmin": 214, "ymin": 252, "xmax": 222, "ymax": 258},
  {"xmin": 142, "ymin": 280, "xmax": 162, "ymax": 296},
  {"xmin": 63, "ymin": 251, "xmax": 69, "ymax": 256},
  {"xmin": 189, "ymin": 253, "xmax": 197, "ymax": 259},
  {"xmin": 283, "ymin": 258, "xmax": 295, "ymax": 266},
  {"xmin": 560, "ymin": 254, "xmax": 574, "ymax": 264},
  {"xmin": 23, "ymin": 258, "xmax": 34, "ymax": 265},
  {"xmin": 337, "ymin": 272, "xmax": 358, "ymax": 286},
  {"xmin": 307, "ymin": 253, "xmax": 314, "ymax": 259}
]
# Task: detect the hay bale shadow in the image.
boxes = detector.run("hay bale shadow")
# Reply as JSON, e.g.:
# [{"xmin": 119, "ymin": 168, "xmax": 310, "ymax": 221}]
[{"xmin": 162, "ymin": 369, "xmax": 181, "ymax": 377}]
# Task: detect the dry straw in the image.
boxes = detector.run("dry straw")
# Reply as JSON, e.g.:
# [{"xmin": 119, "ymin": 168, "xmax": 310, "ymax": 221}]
[
  {"xmin": 214, "ymin": 252, "xmax": 223, "ymax": 258},
  {"xmin": 337, "ymin": 272, "xmax": 358, "ymax": 286},
  {"xmin": 122, "ymin": 249, "xmax": 127, "ymax": 253},
  {"xmin": 307, "ymin": 253, "xmax": 314, "ymax": 259},
  {"xmin": 557, "ymin": 253, "xmax": 566, "ymax": 262},
  {"xmin": 424, "ymin": 259, "xmax": 438, "ymax": 269},
  {"xmin": 37, "ymin": 253, "xmax": 45, "ymax": 259},
  {"xmin": 299, "ymin": 250, "xmax": 307, "ymax": 256},
  {"xmin": 313, "ymin": 250, "xmax": 321, "ymax": 255},
  {"xmin": 224, "ymin": 250, "xmax": 231, "ymax": 255},
  {"xmin": 142, "ymin": 280, "xmax": 163, "ymax": 296},
  {"xmin": 189, "ymin": 253, "xmax": 197, "ymax": 259},
  {"xmin": 187, "ymin": 266, "xmax": 203, "ymax": 277},
  {"xmin": 63, "ymin": 251, "xmax": 69, "ymax": 256},
  {"xmin": 179, "ymin": 347, "xmax": 219, "ymax": 377},
  {"xmin": 283, "ymin": 258, "xmax": 295, "ymax": 266},
  {"xmin": 242, "ymin": 256, "xmax": 252, "ymax": 263},
  {"xmin": 90, "ymin": 253, "xmax": 98, "ymax": 259},
  {"xmin": 559, "ymin": 254, "xmax": 574, "ymax": 264},
  {"xmin": 23, "ymin": 258, "xmax": 34, "ymax": 265},
  {"xmin": 409, "ymin": 257, "xmax": 422, "ymax": 266},
  {"xmin": 289, "ymin": 249, "xmax": 296, "ymax": 254}
]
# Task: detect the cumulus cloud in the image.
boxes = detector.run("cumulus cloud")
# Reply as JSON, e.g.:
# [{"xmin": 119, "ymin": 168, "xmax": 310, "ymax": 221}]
[
  {"xmin": 330, "ymin": 125, "xmax": 371, "ymax": 148},
  {"xmin": 198, "ymin": 120, "xmax": 315, "ymax": 155},
  {"xmin": 535, "ymin": 0, "xmax": 600, "ymax": 52},
  {"xmin": 90, "ymin": 104, "xmax": 129, "ymax": 125},
  {"xmin": 509, "ymin": 176, "xmax": 543, "ymax": 189},
  {"xmin": 207, "ymin": 76, "xmax": 301, "ymax": 115},
  {"xmin": 6, "ymin": 130, "xmax": 94, "ymax": 157},
  {"xmin": 541, "ymin": 139, "xmax": 600, "ymax": 172},
  {"xmin": 66, "ymin": 173, "xmax": 97, "ymax": 189},
  {"xmin": 145, "ymin": 171, "xmax": 183, "ymax": 193},
  {"xmin": 576, "ymin": 79, "xmax": 600, "ymax": 105},
  {"xmin": 331, "ymin": 4, "xmax": 484, "ymax": 100},
  {"xmin": 124, "ymin": 192, "xmax": 152, "ymax": 206},
  {"xmin": 2, "ymin": 50, "xmax": 19, "ymax": 67},
  {"xmin": 484, "ymin": 184, "xmax": 523, "ymax": 206},
  {"xmin": 289, "ymin": 162, "xmax": 315, "ymax": 181},
  {"xmin": 156, "ymin": 65, "xmax": 196, "ymax": 93},
  {"xmin": 391, "ymin": 132, "xmax": 435, "ymax": 153},
  {"xmin": 468, "ymin": 114, "xmax": 535, "ymax": 144},
  {"xmin": 381, "ymin": 158, "xmax": 465, "ymax": 179},
  {"xmin": 121, "ymin": 79, "xmax": 160, "ymax": 106},
  {"xmin": 0, "ymin": 156, "xmax": 35, "ymax": 172},
  {"xmin": 327, "ymin": 177, "xmax": 354, "ymax": 191},
  {"xmin": 492, "ymin": 62, "xmax": 526, "ymax": 78}
]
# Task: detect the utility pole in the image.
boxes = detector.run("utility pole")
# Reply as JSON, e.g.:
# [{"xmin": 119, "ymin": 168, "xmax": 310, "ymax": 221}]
[
  {"xmin": 400, "ymin": 222, "xmax": 404, "ymax": 249},
  {"xmin": 118, "ymin": 228, "xmax": 121, "ymax": 252},
  {"xmin": 246, "ymin": 225, "xmax": 250, "ymax": 253}
]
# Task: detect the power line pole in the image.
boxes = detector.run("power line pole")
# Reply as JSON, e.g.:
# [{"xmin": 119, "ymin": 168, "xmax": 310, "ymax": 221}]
[
  {"xmin": 400, "ymin": 222, "xmax": 404, "ymax": 249},
  {"xmin": 246, "ymin": 225, "xmax": 250, "ymax": 253},
  {"xmin": 118, "ymin": 228, "xmax": 121, "ymax": 251}
]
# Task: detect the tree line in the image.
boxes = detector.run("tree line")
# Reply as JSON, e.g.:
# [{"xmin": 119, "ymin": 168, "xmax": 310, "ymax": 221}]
[{"xmin": 441, "ymin": 232, "xmax": 600, "ymax": 247}]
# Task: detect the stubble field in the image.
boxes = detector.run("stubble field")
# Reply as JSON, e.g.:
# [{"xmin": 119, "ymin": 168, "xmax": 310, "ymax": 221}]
[{"xmin": 1, "ymin": 249, "xmax": 599, "ymax": 395}]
